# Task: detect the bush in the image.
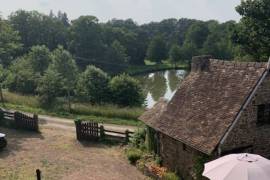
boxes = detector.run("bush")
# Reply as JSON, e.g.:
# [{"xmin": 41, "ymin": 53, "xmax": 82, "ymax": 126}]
[
  {"xmin": 162, "ymin": 172, "xmax": 180, "ymax": 180},
  {"xmin": 109, "ymin": 74, "xmax": 144, "ymax": 107},
  {"xmin": 131, "ymin": 128, "xmax": 146, "ymax": 149},
  {"xmin": 76, "ymin": 65, "xmax": 110, "ymax": 104},
  {"xmin": 126, "ymin": 148, "xmax": 142, "ymax": 164}
]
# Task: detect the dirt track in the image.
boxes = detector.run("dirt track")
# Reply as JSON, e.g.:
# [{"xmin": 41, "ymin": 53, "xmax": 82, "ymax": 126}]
[{"xmin": 0, "ymin": 127, "xmax": 146, "ymax": 180}]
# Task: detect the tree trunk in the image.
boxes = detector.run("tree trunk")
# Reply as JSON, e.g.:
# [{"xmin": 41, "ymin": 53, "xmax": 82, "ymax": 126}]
[{"xmin": 67, "ymin": 90, "xmax": 71, "ymax": 113}]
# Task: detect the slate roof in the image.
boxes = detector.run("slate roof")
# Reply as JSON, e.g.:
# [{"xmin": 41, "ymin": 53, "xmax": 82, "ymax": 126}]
[{"xmin": 139, "ymin": 55, "xmax": 268, "ymax": 155}]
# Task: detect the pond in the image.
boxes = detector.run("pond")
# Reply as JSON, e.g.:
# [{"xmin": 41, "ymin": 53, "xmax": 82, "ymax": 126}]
[{"xmin": 135, "ymin": 70, "xmax": 188, "ymax": 108}]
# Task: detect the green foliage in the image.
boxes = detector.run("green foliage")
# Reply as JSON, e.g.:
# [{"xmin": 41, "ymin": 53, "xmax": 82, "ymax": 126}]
[
  {"xmin": 76, "ymin": 65, "xmax": 110, "ymax": 104},
  {"xmin": 0, "ymin": 65, "xmax": 7, "ymax": 85},
  {"xmin": 9, "ymin": 10, "xmax": 68, "ymax": 52},
  {"xmin": 69, "ymin": 16, "xmax": 104, "ymax": 66},
  {"xmin": 0, "ymin": 18, "xmax": 22, "ymax": 67},
  {"xmin": 193, "ymin": 154, "xmax": 210, "ymax": 180},
  {"xmin": 169, "ymin": 44, "xmax": 182, "ymax": 65},
  {"xmin": 106, "ymin": 40, "xmax": 129, "ymax": 64},
  {"xmin": 147, "ymin": 35, "xmax": 167, "ymax": 63},
  {"xmin": 5, "ymin": 57, "xmax": 39, "ymax": 94},
  {"xmin": 36, "ymin": 69, "xmax": 63, "ymax": 106},
  {"xmin": 109, "ymin": 74, "xmax": 144, "ymax": 107},
  {"xmin": 162, "ymin": 172, "xmax": 180, "ymax": 180},
  {"xmin": 126, "ymin": 148, "xmax": 142, "ymax": 164},
  {"xmin": 27, "ymin": 45, "xmax": 52, "ymax": 74},
  {"xmin": 234, "ymin": 0, "xmax": 270, "ymax": 61},
  {"xmin": 130, "ymin": 128, "xmax": 146, "ymax": 149}
]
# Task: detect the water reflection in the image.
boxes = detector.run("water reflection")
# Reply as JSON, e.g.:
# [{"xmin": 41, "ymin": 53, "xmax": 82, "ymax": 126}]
[{"xmin": 135, "ymin": 70, "xmax": 187, "ymax": 108}]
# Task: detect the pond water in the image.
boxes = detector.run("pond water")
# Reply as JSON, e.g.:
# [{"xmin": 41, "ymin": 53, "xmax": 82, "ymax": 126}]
[{"xmin": 135, "ymin": 70, "xmax": 188, "ymax": 108}]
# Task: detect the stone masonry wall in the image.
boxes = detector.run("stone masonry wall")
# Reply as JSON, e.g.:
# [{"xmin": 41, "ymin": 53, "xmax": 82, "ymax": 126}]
[
  {"xmin": 221, "ymin": 73, "xmax": 270, "ymax": 158},
  {"xmin": 160, "ymin": 133, "xmax": 204, "ymax": 180}
]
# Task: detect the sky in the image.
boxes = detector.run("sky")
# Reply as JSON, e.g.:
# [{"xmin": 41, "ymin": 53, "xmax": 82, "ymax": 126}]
[{"xmin": 0, "ymin": 0, "xmax": 242, "ymax": 24}]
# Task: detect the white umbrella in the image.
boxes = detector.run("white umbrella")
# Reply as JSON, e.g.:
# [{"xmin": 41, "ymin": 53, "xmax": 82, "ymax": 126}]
[{"xmin": 203, "ymin": 153, "xmax": 270, "ymax": 180}]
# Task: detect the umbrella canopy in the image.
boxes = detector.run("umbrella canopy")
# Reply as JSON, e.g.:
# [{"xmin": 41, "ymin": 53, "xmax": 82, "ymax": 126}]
[{"xmin": 203, "ymin": 153, "xmax": 270, "ymax": 180}]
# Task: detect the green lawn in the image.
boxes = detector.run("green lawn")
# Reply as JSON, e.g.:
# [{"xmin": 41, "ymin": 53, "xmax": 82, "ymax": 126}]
[{"xmin": 1, "ymin": 91, "xmax": 144, "ymax": 126}]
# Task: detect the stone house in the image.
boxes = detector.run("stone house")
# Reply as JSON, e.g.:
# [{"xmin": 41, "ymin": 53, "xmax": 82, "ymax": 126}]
[{"xmin": 139, "ymin": 55, "xmax": 270, "ymax": 179}]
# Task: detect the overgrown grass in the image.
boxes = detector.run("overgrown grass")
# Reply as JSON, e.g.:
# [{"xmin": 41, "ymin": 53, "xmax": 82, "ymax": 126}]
[{"xmin": 1, "ymin": 91, "xmax": 144, "ymax": 126}]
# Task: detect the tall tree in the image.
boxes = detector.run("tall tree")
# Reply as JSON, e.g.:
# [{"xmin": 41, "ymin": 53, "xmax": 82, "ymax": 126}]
[
  {"xmin": 50, "ymin": 46, "xmax": 78, "ymax": 111},
  {"xmin": 233, "ymin": 0, "xmax": 270, "ymax": 61},
  {"xmin": 9, "ymin": 10, "xmax": 68, "ymax": 52},
  {"xmin": 169, "ymin": 44, "xmax": 182, "ymax": 67},
  {"xmin": 147, "ymin": 35, "xmax": 167, "ymax": 63},
  {"xmin": 69, "ymin": 16, "xmax": 104, "ymax": 67},
  {"xmin": 0, "ymin": 18, "xmax": 22, "ymax": 66}
]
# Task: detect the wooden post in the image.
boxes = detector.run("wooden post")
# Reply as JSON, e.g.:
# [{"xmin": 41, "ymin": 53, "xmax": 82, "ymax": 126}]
[
  {"xmin": 125, "ymin": 130, "xmax": 129, "ymax": 144},
  {"xmin": 33, "ymin": 114, "xmax": 39, "ymax": 132},
  {"xmin": 100, "ymin": 125, "xmax": 105, "ymax": 140},
  {"xmin": 14, "ymin": 111, "xmax": 19, "ymax": 129},
  {"xmin": 74, "ymin": 119, "xmax": 81, "ymax": 141},
  {"xmin": 36, "ymin": 169, "xmax": 41, "ymax": 180}
]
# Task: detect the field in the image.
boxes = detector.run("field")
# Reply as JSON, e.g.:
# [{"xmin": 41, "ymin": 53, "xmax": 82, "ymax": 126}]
[
  {"xmin": 1, "ymin": 91, "xmax": 144, "ymax": 126},
  {"xmin": 0, "ymin": 126, "xmax": 146, "ymax": 180}
]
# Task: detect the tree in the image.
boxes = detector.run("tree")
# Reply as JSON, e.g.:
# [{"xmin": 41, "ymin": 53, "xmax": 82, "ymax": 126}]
[
  {"xmin": 50, "ymin": 46, "xmax": 78, "ymax": 111},
  {"xmin": 169, "ymin": 44, "xmax": 182, "ymax": 66},
  {"xmin": 37, "ymin": 69, "xmax": 63, "ymax": 106},
  {"xmin": 147, "ymin": 35, "xmax": 167, "ymax": 63},
  {"xmin": 27, "ymin": 45, "xmax": 52, "ymax": 74},
  {"xmin": 109, "ymin": 74, "xmax": 144, "ymax": 107},
  {"xmin": 184, "ymin": 22, "xmax": 209, "ymax": 49},
  {"xmin": 76, "ymin": 65, "xmax": 110, "ymax": 104},
  {"xmin": 5, "ymin": 57, "xmax": 39, "ymax": 94},
  {"xmin": 233, "ymin": 0, "xmax": 270, "ymax": 61},
  {"xmin": 0, "ymin": 65, "xmax": 6, "ymax": 106},
  {"xmin": 107, "ymin": 40, "xmax": 129, "ymax": 64},
  {"xmin": 69, "ymin": 16, "xmax": 104, "ymax": 67},
  {"xmin": 9, "ymin": 10, "xmax": 68, "ymax": 52},
  {"xmin": 0, "ymin": 18, "xmax": 22, "ymax": 67}
]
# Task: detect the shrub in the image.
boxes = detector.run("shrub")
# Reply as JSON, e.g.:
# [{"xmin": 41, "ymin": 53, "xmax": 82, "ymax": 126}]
[
  {"xmin": 194, "ymin": 154, "xmax": 210, "ymax": 180},
  {"xmin": 126, "ymin": 148, "xmax": 142, "ymax": 164},
  {"xmin": 162, "ymin": 172, "xmax": 180, "ymax": 180},
  {"xmin": 109, "ymin": 74, "xmax": 144, "ymax": 107},
  {"xmin": 76, "ymin": 65, "xmax": 110, "ymax": 104},
  {"xmin": 131, "ymin": 128, "xmax": 146, "ymax": 149}
]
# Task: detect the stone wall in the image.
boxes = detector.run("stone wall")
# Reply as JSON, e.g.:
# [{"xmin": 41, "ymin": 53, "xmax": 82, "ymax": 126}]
[
  {"xmin": 221, "ymin": 74, "xmax": 270, "ymax": 158},
  {"xmin": 159, "ymin": 133, "xmax": 204, "ymax": 180}
]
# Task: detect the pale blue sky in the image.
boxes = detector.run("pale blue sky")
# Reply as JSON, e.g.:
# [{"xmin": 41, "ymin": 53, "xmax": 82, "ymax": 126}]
[{"xmin": 0, "ymin": 0, "xmax": 241, "ymax": 24}]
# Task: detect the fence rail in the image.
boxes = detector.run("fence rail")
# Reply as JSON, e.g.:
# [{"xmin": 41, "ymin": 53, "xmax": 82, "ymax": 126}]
[
  {"xmin": 0, "ymin": 109, "xmax": 39, "ymax": 131},
  {"xmin": 74, "ymin": 120, "xmax": 134, "ymax": 143}
]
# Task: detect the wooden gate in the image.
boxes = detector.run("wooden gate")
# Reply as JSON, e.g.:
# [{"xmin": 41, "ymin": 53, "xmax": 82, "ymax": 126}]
[{"xmin": 75, "ymin": 120, "xmax": 99, "ymax": 141}]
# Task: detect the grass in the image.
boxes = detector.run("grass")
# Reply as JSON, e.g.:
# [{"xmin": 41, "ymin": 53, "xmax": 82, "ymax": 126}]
[
  {"xmin": 126, "ymin": 61, "xmax": 188, "ymax": 75},
  {"xmin": 1, "ymin": 91, "xmax": 144, "ymax": 126}
]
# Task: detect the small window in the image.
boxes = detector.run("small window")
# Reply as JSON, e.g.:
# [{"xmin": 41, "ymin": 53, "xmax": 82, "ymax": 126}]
[
  {"xmin": 183, "ymin": 144, "xmax": 187, "ymax": 151},
  {"xmin": 257, "ymin": 104, "xmax": 270, "ymax": 125}
]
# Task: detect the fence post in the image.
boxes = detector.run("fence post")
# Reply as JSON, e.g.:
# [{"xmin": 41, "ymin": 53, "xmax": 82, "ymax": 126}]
[
  {"xmin": 33, "ymin": 114, "xmax": 39, "ymax": 132},
  {"xmin": 14, "ymin": 111, "xmax": 19, "ymax": 129},
  {"xmin": 36, "ymin": 169, "xmax": 41, "ymax": 180},
  {"xmin": 74, "ymin": 119, "xmax": 81, "ymax": 141},
  {"xmin": 100, "ymin": 125, "xmax": 105, "ymax": 140},
  {"xmin": 125, "ymin": 130, "xmax": 130, "ymax": 144}
]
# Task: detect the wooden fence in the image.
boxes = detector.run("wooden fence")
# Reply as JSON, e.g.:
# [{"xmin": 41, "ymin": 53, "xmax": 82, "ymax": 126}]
[
  {"xmin": 74, "ymin": 120, "xmax": 134, "ymax": 143},
  {"xmin": 74, "ymin": 120, "xmax": 99, "ymax": 141},
  {"xmin": 0, "ymin": 108, "xmax": 39, "ymax": 131}
]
